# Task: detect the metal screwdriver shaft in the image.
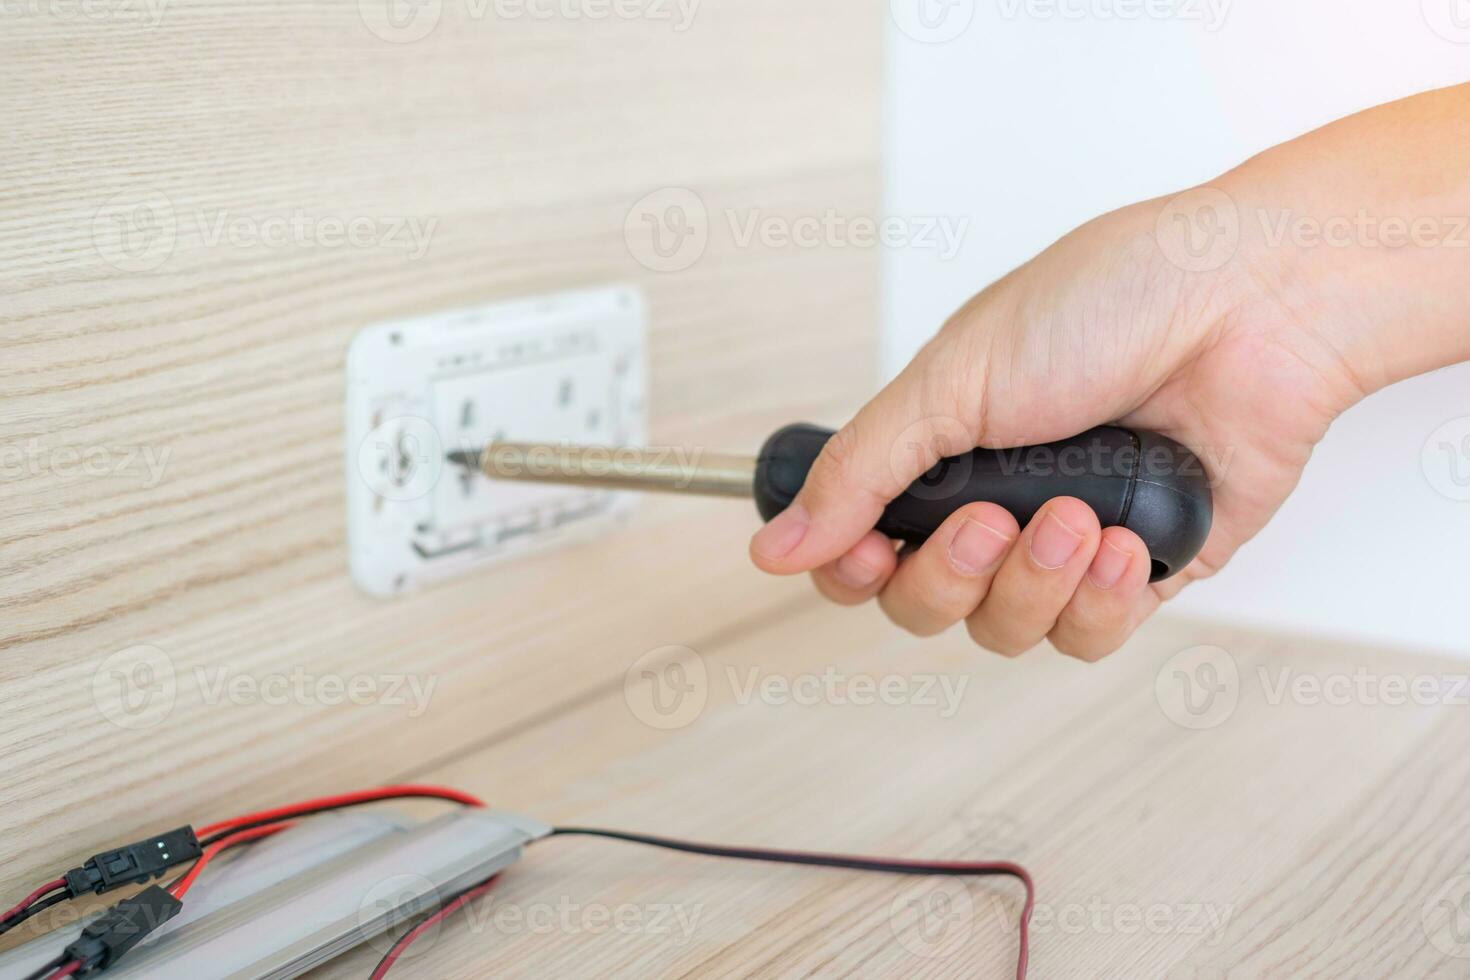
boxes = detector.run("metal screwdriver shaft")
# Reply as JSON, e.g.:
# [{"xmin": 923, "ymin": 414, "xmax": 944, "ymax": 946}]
[
  {"xmin": 447, "ymin": 421, "xmax": 1212, "ymax": 582},
  {"xmin": 448, "ymin": 442, "xmax": 758, "ymax": 498}
]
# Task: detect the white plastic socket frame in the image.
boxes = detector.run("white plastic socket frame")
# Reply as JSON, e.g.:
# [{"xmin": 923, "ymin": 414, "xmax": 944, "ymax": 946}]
[{"xmin": 346, "ymin": 286, "xmax": 647, "ymax": 597}]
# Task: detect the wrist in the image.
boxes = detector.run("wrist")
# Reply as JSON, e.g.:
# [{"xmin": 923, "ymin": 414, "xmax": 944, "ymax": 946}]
[
  {"xmin": 1133, "ymin": 180, "xmax": 1370, "ymax": 419},
  {"xmin": 1218, "ymin": 148, "xmax": 1470, "ymax": 399}
]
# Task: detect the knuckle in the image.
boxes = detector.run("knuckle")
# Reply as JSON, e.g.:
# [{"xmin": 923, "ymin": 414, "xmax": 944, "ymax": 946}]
[
  {"xmin": 811, "ymin": 571, "xmax": 867, "ymax": 607},
  {"xmin": 902, "ymin": 619, "xmax": 947, "ymax": 639},
  {"xmin": 803, "ymin": 425, "xmax": 884, "ymax": 508},
  {"xmin": 1062, "ymin": 601, "xmax": 1115, "ymax": 635},
  {"xmin": 965, "ymin": 618, "xmax": 1032, "ymax": 658},
  {"xmin": 813, "ymin": 423, "xmax": 861, "ymax": 483},
  {"xmin": 1055, "ymin": 636, "xmax": 1115, "ymax": 663},
  {"xmin": 1048, "ymin": 632, "xmax": 1091, "ymax": 661},
  {"xmin": 877, "ymin": 589, "xmax": 948, "ymax": 638}
]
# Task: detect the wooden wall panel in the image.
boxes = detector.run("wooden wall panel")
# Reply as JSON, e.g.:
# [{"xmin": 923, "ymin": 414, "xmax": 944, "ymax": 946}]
[{"xmin": 0, "ymin": 0, "xmax": 881, "ymax": 905}]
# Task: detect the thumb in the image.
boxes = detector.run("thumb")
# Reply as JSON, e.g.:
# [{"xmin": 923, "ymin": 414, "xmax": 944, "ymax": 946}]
[{"xmin": 748, "ymin": 356, "xmax": 979, "ymax": 575}]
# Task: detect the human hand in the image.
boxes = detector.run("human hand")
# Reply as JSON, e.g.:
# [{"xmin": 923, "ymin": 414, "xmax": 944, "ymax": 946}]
[{"xmin": 747, "ymin": 183, "xmax": 1370, "ymax": 660}]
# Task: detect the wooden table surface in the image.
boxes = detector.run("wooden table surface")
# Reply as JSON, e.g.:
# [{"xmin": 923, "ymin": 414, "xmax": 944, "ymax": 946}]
[{"xmin": 294, "ymin": 598, "xmax": 1470, "ymax": 979}]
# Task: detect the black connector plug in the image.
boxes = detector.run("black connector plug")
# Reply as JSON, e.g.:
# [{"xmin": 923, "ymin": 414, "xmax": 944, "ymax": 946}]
[
  {"xmin": 63, "ymin": 828, "xmax": 201, "ymax": 897},
  {"xmin": 61, "ymin": 886, "xmax": 181, "ymax": 973}
]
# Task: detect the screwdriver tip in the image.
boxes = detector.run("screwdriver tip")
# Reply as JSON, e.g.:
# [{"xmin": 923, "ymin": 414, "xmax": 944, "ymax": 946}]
[{"xmin": 446, "ymin": 449, "xmax": 482, "ymax": 469}]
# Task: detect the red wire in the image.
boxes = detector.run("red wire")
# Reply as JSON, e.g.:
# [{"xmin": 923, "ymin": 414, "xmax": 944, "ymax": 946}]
[
  {"xmin": 371, "ymin": 837, "xmax": 1033, "ymax": 980},
  {"xmin": 367, "ymin": 875, "xmax": 502, "ymax": 980},
  {"xmin": 169, "ymin": 823, "xmax": 296, "ymax": 899},
  {"xmin": 540, "ymin": 829, "xmax": 1034, "ymax": 979},
  {"xmin": 1, "ymin": 879, "xmax": 65, "ymax": 924},
  {"xmin": 199, "ymin": 785, "xmax": 484, "ymax": 837},
  {"xmin": 13, "ymin": 786, "xmax": 1030, "ymax": 976},
  {"xmin": 1002, "ymin": 863, "xmax": 1034, "ymax": 980},
  {"xmin": 847, "ymin": 856, "xmax": 1034, "ymax": 977},
  {"xmin": 871, "ymin": 857, "xmax": 1034, "ymax": 978}
]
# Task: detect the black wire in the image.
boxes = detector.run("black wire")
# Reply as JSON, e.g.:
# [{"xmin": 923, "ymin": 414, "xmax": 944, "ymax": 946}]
[
  {"xmin": 0, "ymin": 892, "xmax": 72, "ymax": 938},
  {"xmin": 545, "ymin": 827, "xmax": 1024, "ymax": 879},
  {"xmin": 369, "ymin": 829, "xmax": 1033, "ymax": 978}
]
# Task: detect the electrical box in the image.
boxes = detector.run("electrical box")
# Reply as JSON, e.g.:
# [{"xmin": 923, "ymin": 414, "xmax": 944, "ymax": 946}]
[{"xmin": 346, "ymin": 286, "xmax": 647, "ymax": 596}]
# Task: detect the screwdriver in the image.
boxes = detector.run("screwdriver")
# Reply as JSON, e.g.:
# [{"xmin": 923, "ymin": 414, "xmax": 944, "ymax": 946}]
[{"xmin": 448, "ymin": 423, "xmax": 1212, "ymax": 582}]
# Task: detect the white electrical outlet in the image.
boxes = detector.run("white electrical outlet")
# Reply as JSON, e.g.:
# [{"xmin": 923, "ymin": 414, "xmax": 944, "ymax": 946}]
[{"xmin": 345, "ymin": 286, "xmax": 647, "ymax": 597}]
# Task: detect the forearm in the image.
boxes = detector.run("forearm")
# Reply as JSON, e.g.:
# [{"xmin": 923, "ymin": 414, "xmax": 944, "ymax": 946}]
[{"xmin": 1224, "ymin": 82, "xmax": 1470, "ymax": 395}]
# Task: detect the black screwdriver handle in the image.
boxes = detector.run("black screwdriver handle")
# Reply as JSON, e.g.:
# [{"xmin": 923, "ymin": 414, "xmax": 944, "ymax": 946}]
[{"xmin": 754, "ymin": 423, "xmax": 1212, "ymax": 582}]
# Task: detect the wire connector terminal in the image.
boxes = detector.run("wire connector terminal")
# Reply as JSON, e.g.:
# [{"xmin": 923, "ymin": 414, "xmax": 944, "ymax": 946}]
[
  {"xmin": 61, "ymin": 885, "xmax": 182, "ymax": 974},
  {"xmin": 63, "ymin": 828, "xmax": 201, "ymax": 897}
]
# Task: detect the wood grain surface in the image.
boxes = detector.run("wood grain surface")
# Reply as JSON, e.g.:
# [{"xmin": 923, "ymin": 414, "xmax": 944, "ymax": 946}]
[
  {"xmin": 5, "ymin": 6, "xmax": 1458, "ymax": 980},
  {"xmin": 0, "ymin": 0, "xmax": 882, "ymax": 916},
  {"xmin": 296, "ymin": 605, "xmax": 1470, "ymax": 979}
]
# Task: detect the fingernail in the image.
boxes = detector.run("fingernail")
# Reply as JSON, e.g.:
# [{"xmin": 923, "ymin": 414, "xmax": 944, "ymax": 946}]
[
  {"xmin": 752, "ymin": 503, "xmax": 809, "ymax": 561},
  {"xmin": 1029, "ymin": 513, "xmax": 1084, "ymax": 570},
  {"xmin": 834, "ymin": 552, "xmax": 882, "ymax": 589},
  {"xmin": 949, "ymin": 519, "xmax": 1012, "ymax": 576},
  {"xmin": 1087, "ymin": 540, "xmax": 1132, "ymax": 590}
]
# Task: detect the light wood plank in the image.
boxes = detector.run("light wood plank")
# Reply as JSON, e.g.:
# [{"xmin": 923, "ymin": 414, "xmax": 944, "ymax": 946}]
[
  {"xmin": 294, "ymin": 610, "xmax": 1470, "ymax": 979},
  {"xmin": 0, "ymin": 0, "xmax": 882, "ymax": 902}
]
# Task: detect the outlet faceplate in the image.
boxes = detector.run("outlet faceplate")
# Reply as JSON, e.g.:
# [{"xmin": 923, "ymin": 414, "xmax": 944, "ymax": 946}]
[{"xmin": 346, "ymin": 286, "xmax": 647, "ymax": 597}]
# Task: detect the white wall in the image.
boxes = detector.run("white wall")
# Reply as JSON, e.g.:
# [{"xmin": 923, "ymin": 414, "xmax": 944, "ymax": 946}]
[{"xmin": 884, "ymin": 1, "xmax": 1470, "ymax": 655}]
